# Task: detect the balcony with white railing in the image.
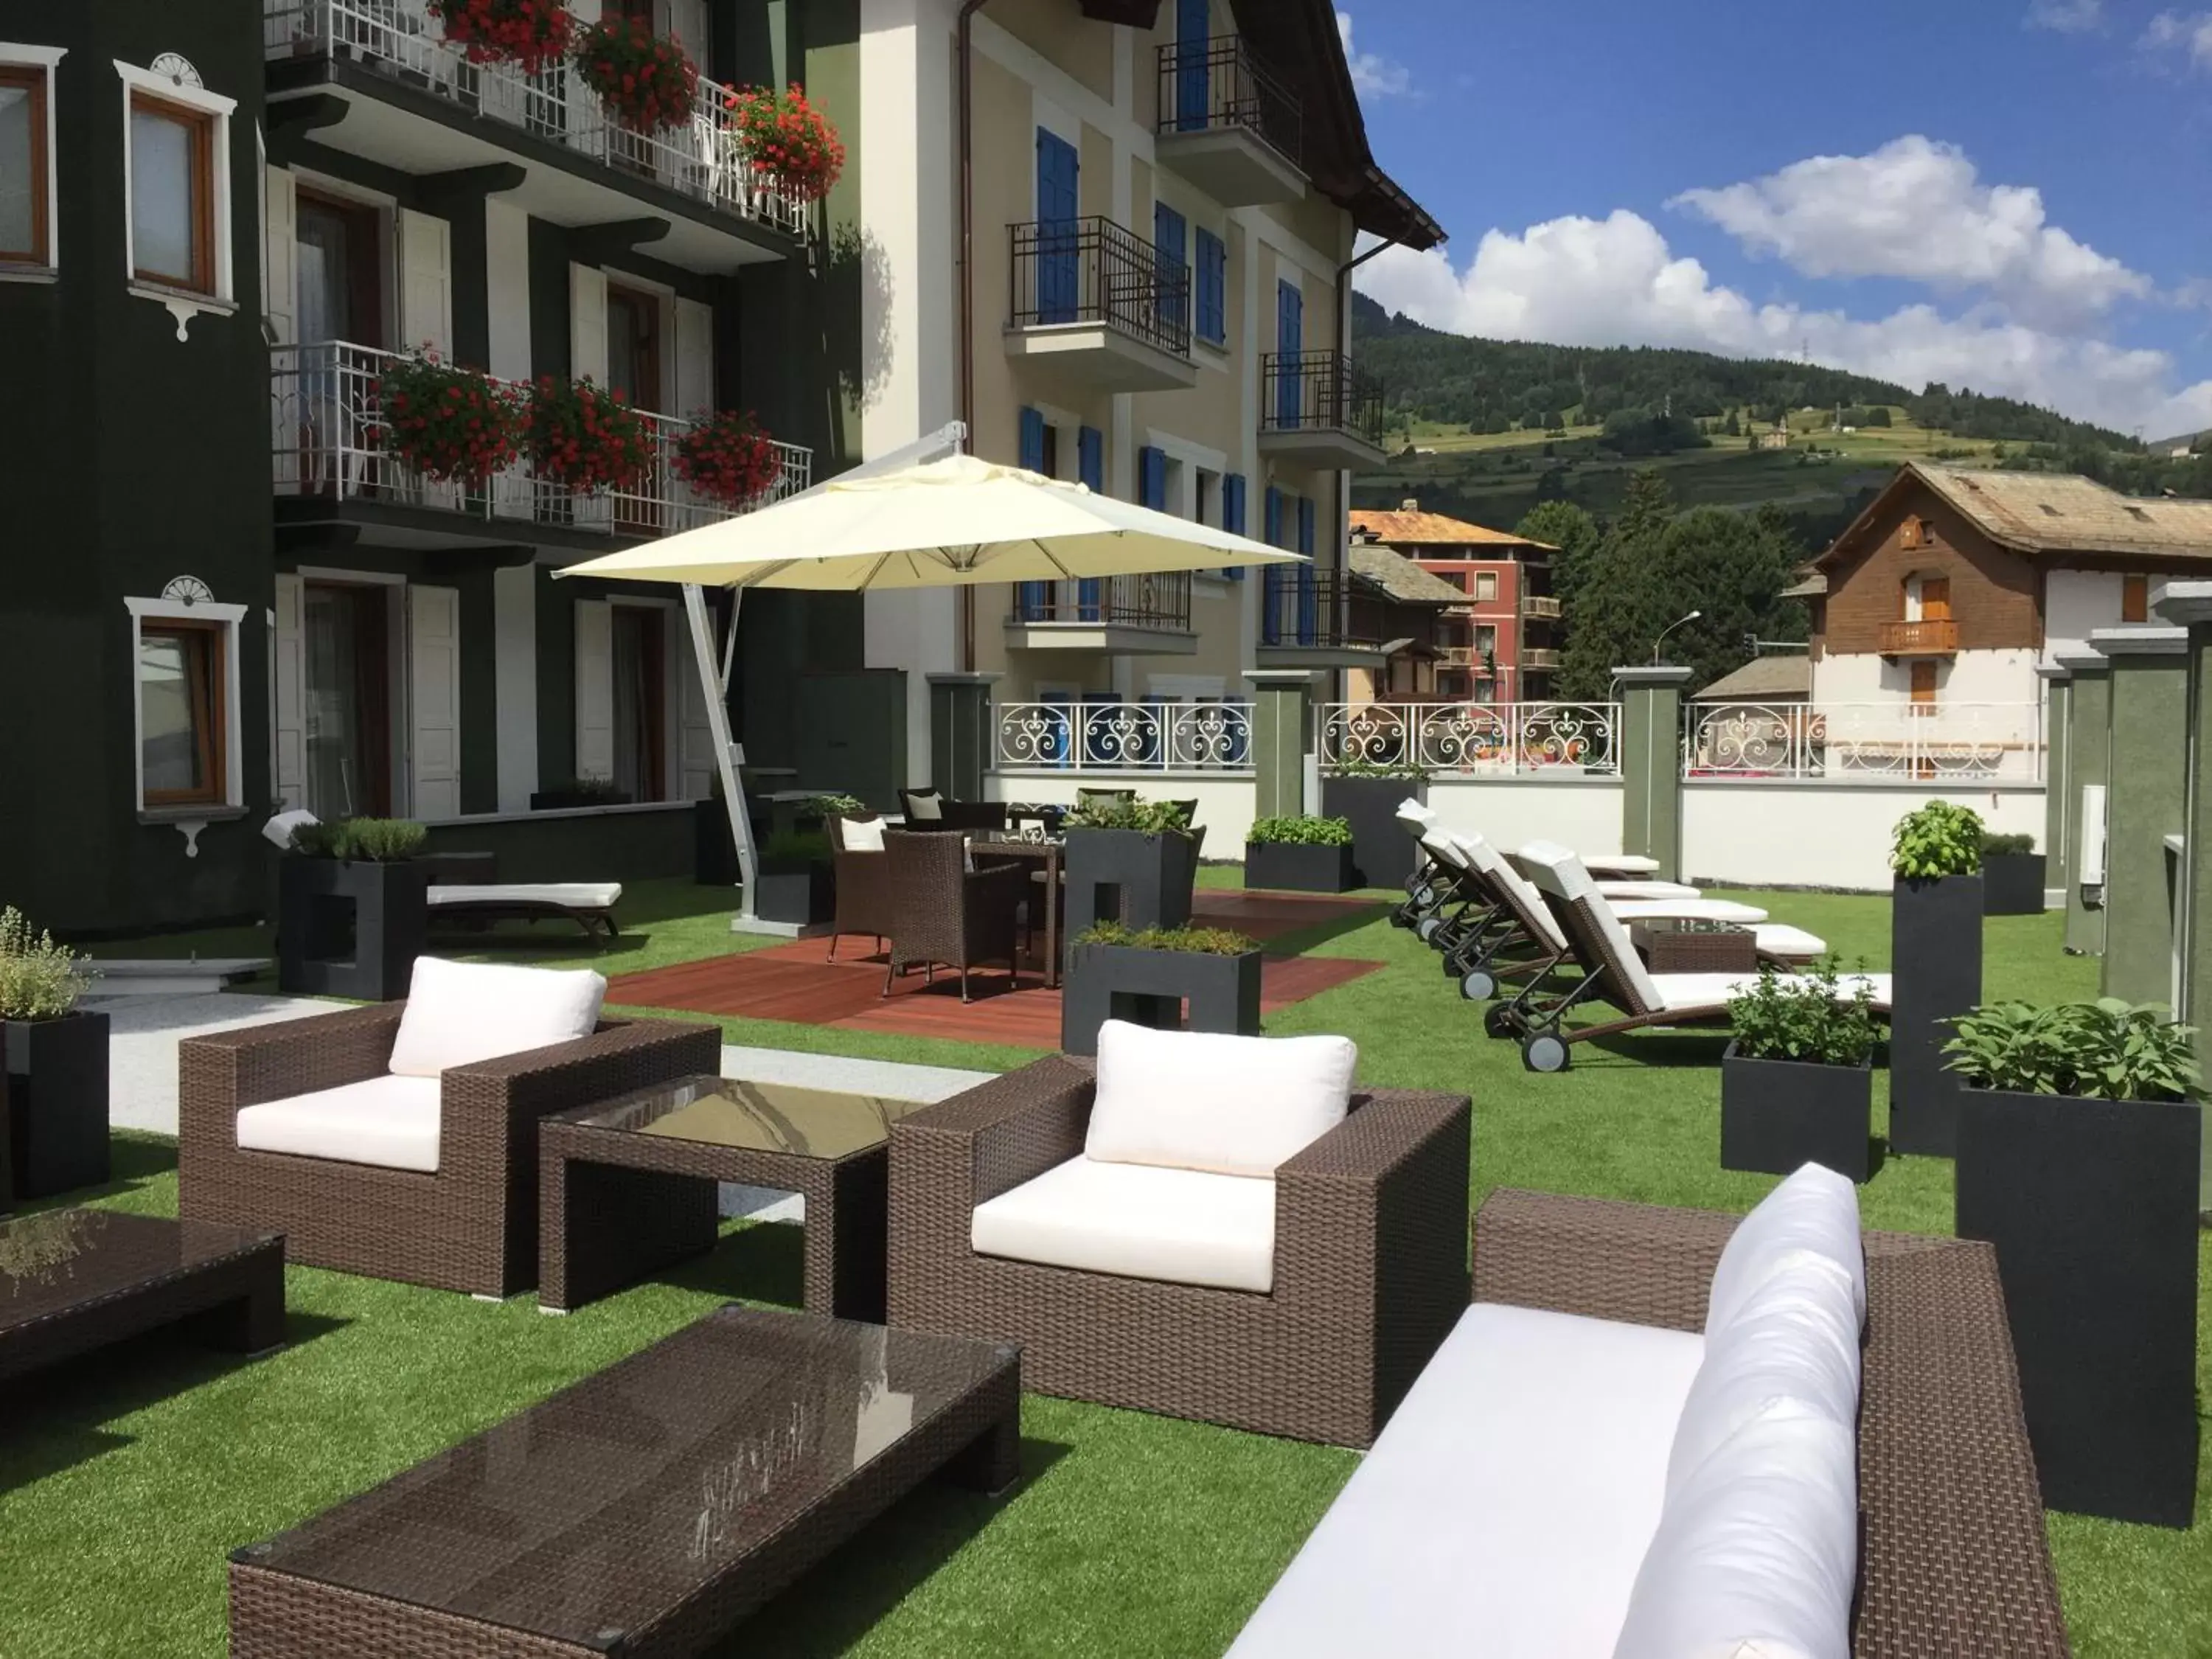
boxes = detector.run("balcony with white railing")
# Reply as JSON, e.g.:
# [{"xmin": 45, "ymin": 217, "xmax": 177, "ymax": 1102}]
[
  {"xmin": 271, "ymin": 340, "xmax": 811, "ymax": 540},
  {"xmin": 262, "ymin": 0, "xmax": 813, "ymax": 243}
]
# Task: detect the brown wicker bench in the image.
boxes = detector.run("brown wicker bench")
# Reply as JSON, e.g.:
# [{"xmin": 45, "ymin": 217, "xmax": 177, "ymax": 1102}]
[
  {"xmin": 1471, "ymin": 1189, "xmax": 2071, "ymax": 1658},
  {"xmin": 888, "ymin": 1054, "xmax": 1470, "ymax": 1447}
]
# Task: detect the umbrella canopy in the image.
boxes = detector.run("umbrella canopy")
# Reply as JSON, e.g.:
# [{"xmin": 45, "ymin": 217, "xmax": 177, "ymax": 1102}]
[{"xmin": 555, "ymin": 453, "xmax": 1306, "ymax": 589}]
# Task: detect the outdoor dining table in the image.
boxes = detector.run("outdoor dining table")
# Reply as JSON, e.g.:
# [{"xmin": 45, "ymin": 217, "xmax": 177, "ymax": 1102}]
[{"xmin": 978, "ymin": 835, "xmax": 1065, "ymax": 989}]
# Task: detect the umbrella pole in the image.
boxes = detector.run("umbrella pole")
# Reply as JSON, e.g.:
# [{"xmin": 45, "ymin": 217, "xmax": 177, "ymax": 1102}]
[{"xmin": 684, "ymin": 582, "xmax": 760, "ymax": 922}]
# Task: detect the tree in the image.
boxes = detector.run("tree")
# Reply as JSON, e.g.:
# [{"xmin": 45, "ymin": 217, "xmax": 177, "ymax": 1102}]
[{"xmin": 1722, "ymin": 408, "xmax": 1741, "ymax": 437}]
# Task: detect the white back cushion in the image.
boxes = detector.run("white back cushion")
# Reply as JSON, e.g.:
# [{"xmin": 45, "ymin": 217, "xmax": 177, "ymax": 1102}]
[
  {"xmin": 387, "ymin": 956, "xmax": 607, "ymax": 1078},
  {"xmin": 1087, "ymin": 1020, "xmax": 1357, "ymax": 1178},
  {"xmin": 1397, "ymin": 798, "xmax": 1439, "ymax": 835},
  {"xmin": 1666, "ymin": 1263, "xmax": 1863, "ymax": 1503},
  {"xmin": 1611, "ymin": 1413, "xmax": 1858, "ymax": 1659},
  {"xmin": 841, "ymin": 815, "xmax": 886, "ymax": 852},
  {"xmin": 1519, "ymin": 841, "xmax": 1663, "ymax": 1011},
  {"xmin": 905, "ymin": 790, "xmax": 943, "ymax": 821},
  {"xmin": 1455, "ymin": 832, "xmax": 1568, "ymax": 953},
  {"xmin": 1420, "ymin": 828, "xmax": 1469, "ymax": 872},
  {"xmin": 1705, "ymin": 1164, "xmax": 1865, "ymax": 1338}
]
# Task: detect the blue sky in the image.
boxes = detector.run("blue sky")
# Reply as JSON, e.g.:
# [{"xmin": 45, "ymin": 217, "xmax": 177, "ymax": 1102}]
[{"xmin": 1338, "ymin": 1, "xmax": 2212, "ymax": 437}]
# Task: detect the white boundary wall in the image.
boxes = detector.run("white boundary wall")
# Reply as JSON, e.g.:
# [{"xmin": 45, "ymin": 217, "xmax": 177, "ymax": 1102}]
[
  {"xmin": 1425, "ymin": 777, "xmax": 1628, "ymax": 856},
  {"xmin": 1683, "ymin": 781, "xmax": 2045, "ymax": 891},
  {"xmin": 986, "ymin": 770, "xmax": 1259, "ymax": 854}
]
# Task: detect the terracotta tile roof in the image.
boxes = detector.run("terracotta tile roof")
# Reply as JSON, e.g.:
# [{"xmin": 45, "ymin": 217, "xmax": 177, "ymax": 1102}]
[
  {"xmin": 1691, "ymin": 655, "xmax": 1813, "ymax": 702},
  {"xmin": 1348, "ymin": 544, "xmax": 1467, "ymax": 605},
  {"xmin": 1350, "ymin": 504, "xmax": 1557, "ymax": 551},
  {"xmin": 1824, "ymin": 463, "xmax": 2212, "ymax": 563}
]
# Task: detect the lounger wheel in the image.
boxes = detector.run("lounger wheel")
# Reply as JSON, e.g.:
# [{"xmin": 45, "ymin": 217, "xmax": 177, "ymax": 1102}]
[
  {"xmin": 1459, "ymin": 967, "xmax": 1497, "ymax": 1002},
  {"xmin": 1483, "ymin": 1005, "xmax": 1517, "ymax": 1040},
  {"xmin": 1520, "ymin": 1032, "xmax": 1571, "ymax": 1073},
  {"xmin": 1416, "ymin": 915, "xmax": 1443, "ymax": 945},
  {"xmin": 1413, "ymin": 882, "xmax": 1438, "ymax": 908},
  {"xmin": 1390, "ymin": 905, "xmax": 1416, "ymax": 930}
]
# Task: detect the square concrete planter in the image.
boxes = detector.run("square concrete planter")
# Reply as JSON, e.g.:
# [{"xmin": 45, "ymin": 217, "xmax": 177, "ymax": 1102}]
[
  {"xmin": 1245, "ymin": 841, "xmax": 1356, "ymax": 894},
  {"xmin": 1719, "ymin": 1045, "xmax": 1874, "ymax": 1183},
  {"xmin": 1955, "ymin": 1086, "xmax": 2201, "ymax": 1528},
  {"xmin": 1063, "ymin": 829, "xmax": 1196, "ymax": 938},
  {"xmin": 1061, "ymin": 944, "xmax": 1262, "ymax": 1057},
  {"xmin": 1321, "ymin": 776, "xmax": 1423, "ymax": 891},
  {"xmin": 1980, "ymin": 852, "xmax": 2047, "ymax": 917},
  {"xmin": 1887, "ymin": 874, "xmax": 1983, "ymax": 1158},
  {"xmin": 2, "ymin": 1010, "xmax": 111, "ymax": 1199},
  {"xmin": 278, "ymin": 858, "xmax": 429, "ymax": 1002}
]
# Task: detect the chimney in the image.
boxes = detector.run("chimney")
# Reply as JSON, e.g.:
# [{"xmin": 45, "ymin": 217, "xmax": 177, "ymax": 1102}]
[{"xmin": 1400, "ymin": 497, "xmax": 1419, "ymax": 513}]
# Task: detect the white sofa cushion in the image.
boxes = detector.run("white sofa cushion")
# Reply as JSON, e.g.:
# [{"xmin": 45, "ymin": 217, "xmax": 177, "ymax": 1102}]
[
  {"xmin": 970, "ymin": 1155, "xmax": 1277, "ymax": 1293},
  {"xmin": 1666, "ymin": 1264, "xmax": 1863, "ymax": 1502},
  {"xmin": 839, "ymin": 815, "xmax": 887, "ymax": 853},
  {"xmin": 1705, "ymin": 1164, "xmax": 1866, "ymax": 1339},
  {"xmin": 905, "ymin": 790, "xmax": 943, "ymax": 821},
  {"xmin": 1085, "ymin": 1020, "xmax": 1356, "ymax": 1178},
  {"xmin": 1228, "ymin": 1301, "xmax": 1705, "ymax": 1659},
  {"xmin": 1611, "ymin": 1413, "xmax": 1859, "ymax": 1659},
  {"xmin": 386, "ymin": 956, "xmax": 607, "ymax": 1079},
  {"xmin": 235, "ymin": 1074, "xmax": 443, "ymax": 1173}
]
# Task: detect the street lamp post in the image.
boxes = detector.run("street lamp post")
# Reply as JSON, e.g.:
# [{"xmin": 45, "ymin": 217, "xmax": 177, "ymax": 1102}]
[{"xmin": 1651, "ymin": 609, "xmax": 1703, "ymax": 666}]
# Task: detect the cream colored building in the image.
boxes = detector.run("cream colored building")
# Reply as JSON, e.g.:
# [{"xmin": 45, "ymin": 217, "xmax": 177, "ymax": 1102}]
[{"xmin": 858, "ymin": 0, "xmax": 1441, "ymax": 779}]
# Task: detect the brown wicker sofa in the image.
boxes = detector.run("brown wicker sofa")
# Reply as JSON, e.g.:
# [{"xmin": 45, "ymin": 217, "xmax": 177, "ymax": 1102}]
[
  {"xmin": 887, "ymin": 1054, "xmax": 1471, "ymax": 1447},
  {"xmin": 178, "ymin": 1004, "xmax": 719, "ymax": 1298}
]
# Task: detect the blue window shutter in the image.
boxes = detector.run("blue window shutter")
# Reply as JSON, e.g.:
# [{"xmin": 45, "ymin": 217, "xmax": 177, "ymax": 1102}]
[
  {"xmin": 1153, "ymin": 204, "xmax": 1186, "ymax": 331},
  {"xmin": 1176, "ymin": 0, "xmax": 1210, "ymax": 131},
  {"xmin": 1078, "ymin": 425, "xmax": 1104, "ymax": 491},
  {"xmin": 1261, "ymin": 487, "xmax": 1285, "ymax": 644},
  {"xmin": 1296, "ymin": 495, "xmax": 1315, "ymax": 554},
  {"xmin": 1018, "ymin": 408, "xmax": 1050, "ymax": 619},
  {"xmin": 1295, "ymin": 496, "xmax": 1318, "ymax": 644},
  {"xmin": 1276, "ymin": 281, "xmax": 1304, "ymax": 428},
  {"xmin": 1138, "ymin": 445, "xmax": 1166, "ymax": 510},
  {"xmin": 1034, "ymin": 130, "xmax": 1079, "ymax": 324},
  {"xmin": 1194, "ymin": 229, "xmax": 1225, "ymax": 344},
  {"xmin": 1222, "ymin": 473, "xmax": 1245, "ymax": 580}
]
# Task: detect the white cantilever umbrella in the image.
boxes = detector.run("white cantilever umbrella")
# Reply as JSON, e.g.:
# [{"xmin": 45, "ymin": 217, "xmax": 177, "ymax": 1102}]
[{"xmin": 557, "ymin": 442, "xmax": 1307, "ymax": 925}]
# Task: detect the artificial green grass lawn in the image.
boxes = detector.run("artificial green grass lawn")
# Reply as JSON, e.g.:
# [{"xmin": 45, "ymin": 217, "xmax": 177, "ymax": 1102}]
[{"xmin": 9, "ymin": 883, "xmax": 2208, "ymax": 1656}]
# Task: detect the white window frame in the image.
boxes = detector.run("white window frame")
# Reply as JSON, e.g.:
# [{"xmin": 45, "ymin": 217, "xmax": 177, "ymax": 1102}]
[
  {"xmin": 114, "ymin": 58, "xmax": 238, "ymax": 335},
  {"xmin": 0, "ymin": 43, "xmax": 65, "ymax": 278},
  {"xmin": 125, "ymin": 594, "xmax": 248, "ymax": 815}
]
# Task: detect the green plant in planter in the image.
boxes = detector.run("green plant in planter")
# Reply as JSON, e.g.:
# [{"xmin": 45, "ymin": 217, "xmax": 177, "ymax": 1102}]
[
  {"xmin": 1726, "ymin": 958, "xmax": 1879, "ymax": 1067},
  {"xmin": 807, "ymin": 793, "xmax": 866, "ymax": 818},
  {"xmin": 1891, "ymin": 800, "xmax": 1985, "ymax": 879},
  {"xmin": 1248, "ymin": 815, "xmax": 1354, "ymax": 846},
  {"xmin": 1942, "ymin": 1000, "xmax": 2202, "ymax": 1102},
  {"xmin": 288, "ymin": 820, "xmax": 346, "ymax": 859},
  {"xmin": 0, "ymin": 907, "xmax": 94, "ymax": 1020},
  {"xmin": 287, "ymin": 819, "xmax": 427, "ymax": 861},
  {"xmin": 1980, "ymin": 831, "xmax": 2035, "ymax": 857},
  {"xmin": 1327, "ymin": 756, "xmax": 1430, "ymax": 782},
  {"xmin": 1064, "ymin": 796, "xmax": 1192, "ymax": 835},
  {"xmin": 1074, "ymin": 921, "xmax": 1257, "ymax": 956},
  {"xmin": 759, "ymin": 830, "xmax": 833, "ymax": 869}
]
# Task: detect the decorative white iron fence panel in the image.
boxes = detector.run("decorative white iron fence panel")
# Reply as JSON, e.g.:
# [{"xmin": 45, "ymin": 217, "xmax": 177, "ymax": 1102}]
[
  {"xmin": 1316, "ymin": 702, "xmax": 1620, "ymax": 776},
  {"xmin": 995, "ymin": 700, "xmax": 1253, "ymax": 772},
  {"xmin": 1686, "ymin": 702, "xmax": 2045, "ymax": 782},
  {"xmin": 263, "ymin": 0, "xmax": 813, "ymax": 239},
  {"xmin": 271, "ymin": 341, "xmax": 811, "ymax": 533}
]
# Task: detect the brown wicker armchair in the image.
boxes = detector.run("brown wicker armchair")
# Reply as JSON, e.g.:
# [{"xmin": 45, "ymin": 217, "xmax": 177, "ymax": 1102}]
[
  {"xmin": 880, "ymin": 830, "xmax": 1029, "ymax": 1001},
  {"xmin": 826, "ymin": 815, "xmax": 893, "ymax": 962},
  {"xmin": 888, "ymin": 1054, "xmax": 1471, "ymax": 1447},
  {"xmin": 178, "ymin": 1005, "xmax": 720, "ymax": 1298},
  {"xmin": 1471, "ymin": 1189, "xmax": 2071, "ymax": 1658}
]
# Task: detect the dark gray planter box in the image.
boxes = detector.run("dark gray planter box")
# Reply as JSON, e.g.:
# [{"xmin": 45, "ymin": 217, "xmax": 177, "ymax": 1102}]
[
  {"xmin": 1060, "ymin": 944, "xmax": 1263, "ymax": 1057},
  {"xmin": 1887, "ymin": 874, "xmax": 1982, "ymax": 1158},
  {"xmin": 1955, "ymin": 1087, "xmax": 2201, "ymax": 1528},
  {"xmin": 1980, "ymin": 853, "xmax": 2046, "ymax": 917},
  {"xmin": 1321, "ymin": 776, "xmax": 1424, "ymax": 891},
  {"xmin": 278, "ymin": 858, "xmax": 429, "ymax": 1001},
  {"xmin": 1719, "ymin": 1044, "xmax": 1875, "ymax": 1183},
  {"xmin": 2, "ymin": 1010, "xmax": 111, "ymax": 1199},
  {"xmin": 1245, "ymin": 841, "xmax": 1356, "ymax": 894},
  {"xmin": 754, "ymin": 864, "xmax": 835, "ymax": 927},
  {"xmin": 1064, "ymin": 829, "xmax": 1196, "ymax": 939},
  {"xmin": 696, "ymin": 799, "xmax": 741, "ymax": 886}
]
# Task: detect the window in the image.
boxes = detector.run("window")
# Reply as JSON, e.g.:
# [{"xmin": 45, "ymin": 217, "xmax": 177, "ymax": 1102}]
[
  {"xmin": 2122, "ymin": 574, "xmax": 2149, "ymax": 625},
  {"xmin": 140, "ymin": 621, "xmax": 226, "ymax": 807},
  {"xmin": 1194, "ymin": 226, "xmax": 1226, "ymax": 346},
  {"xmin": 1474, "ymin": 571, "xmax": 1498, "ymax": 601},
  {"xmin": 1899, "ymin": 516, "xmax": 1934, "ymax": 551},
  {"xmin": 0, "ymin": 54, "xmax": 59, "ymax": 267},
  {"xmin": 117, "ymin": 60, "xmax": 237, "ymax": 311},
  {"xmin": 1475, "ymin": 625, "xmax": 1498, "ymax": 656}
]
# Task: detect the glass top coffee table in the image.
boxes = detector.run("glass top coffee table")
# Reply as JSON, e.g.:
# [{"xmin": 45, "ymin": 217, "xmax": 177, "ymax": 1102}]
[
  {"xmin": 538, "ymin": 1077, "xmax": 928, "ymax": 1319},
  {"xmin": 0, "ymin": 1208, "xmax": 284, "ymax": 1384},
  {"xmin": 230, "ymin": 1306, "xmax": 1020, "ymax": 1659}
]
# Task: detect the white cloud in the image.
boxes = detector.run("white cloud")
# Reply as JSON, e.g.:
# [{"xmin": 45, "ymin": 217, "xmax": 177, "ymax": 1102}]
[
  {"xmin": 2026, "ymin": 0, "xmax": 2103, "ymax": 30},
  {"xmin": 1335, "ymin": 11, "xmax": 1411, "ymax": 98},
  {"xmin": 1353, "ymin": 210, "xmax": 2212, "ymax": 438},
  {"xmin": 2142, "ymin": 10, "xmax": 2212, "ymax": 68},
  {"xmin": 1670, "ymin": 137, "xmax": 2149, "ymax": 328}
]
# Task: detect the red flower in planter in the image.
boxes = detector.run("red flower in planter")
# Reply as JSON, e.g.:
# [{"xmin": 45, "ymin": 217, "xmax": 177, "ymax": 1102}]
[
  {"xmin": 427, "ymin": 0, "xmax": 575, "ymax": 75},
  {"xmin": 671, "ymin": 409, "xmax": 786, "ymax": 509},
  {"xmin": 525, "ymin": 376, "xmax": 654, "ymax": 494},
  {"xmin": 371, "ymin": 349, "xmax": 521, "ymax": 487},
  {"xmin": 723, "ymin": 82, "xmax": 845, "ymax": 203},
  {"xmin": 571, "ymin": 15, "xmax": 696, "ymax": 131}
]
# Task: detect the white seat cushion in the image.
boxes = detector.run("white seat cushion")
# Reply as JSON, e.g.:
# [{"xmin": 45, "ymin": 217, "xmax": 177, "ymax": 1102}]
[
  {"xmin": 1610, "ymin": 899, "xmax": 1770, "ymax": 925},
  {"xmin": 1706, "ymin": 1163, "xmax": 1867, "ymax": 1339},
  {"xmin": 1596, "ymin": 880, "xmax": 1703, "ymax": 901},
  {"xmin": 425, "ymin": 882, "xmax": 622, "ymax": 909},
  {"xmin": 1646, "ymin": 971, "xmax": 1889, "ymax": 1015},
  {"xmin": 1228, "ymin": 1302, "xmax": 1705, "ymax": 1659},
  {"xmin": 235, "ymin": 1074, "xmax": 443, "ymax": 1174},
  {"xmin": 1582, "ymin": 852, "xmax": 1660, "ymax": 876},
  {"xmin": 386, "ymin": 956, "xmax": 608, "ymax": 1079},
  {"xmin": 1749, "ymin": 923, "xmax": 1828, "ymax": 961},
  {"xmin": 970, "ymin": 1155, "xmax": 1277, "ymax": 1293},
  {"xmin": 1612, "ymin": 1413, "xmax": 1859, "ymax": 1659},
  {"xmin": 1085, "ymin": 1021, "xmax": 1355, "ymax": 1178},
  {"xmin": 839, "ymin": 815, "xmax": 887, "ymax": 853}
]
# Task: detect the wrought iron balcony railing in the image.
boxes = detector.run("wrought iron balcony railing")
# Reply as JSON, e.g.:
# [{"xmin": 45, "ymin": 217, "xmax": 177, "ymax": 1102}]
[
  {"xmin": 1319, "ymin": 701, "xmax": 1621, "ymax": 776},
  {"xmin": 271, "ymin": 340, "xmax": 811, "ymax": 536},
  {"xmin": 1011, "ymin": 573, "xmax": 1192, "ymax": 632},
  {"xmin": 1260, "ymin": 570, "xmax": 1376, "ymax": 650},
  {"xmin": 262, "ymin": 0, "xmax": 813, "ymax": 240},
  {"xmin": 1009, "ymin": 217, "xmax": 1192, "ymax": 358},
  {"xmin": 1155, "ymin": 35, "xmax": 1301, "ymax": 165},
  {"xmin": 997, "ymin": 698, "xmax": 1253, "ymax": 771},
  {"xmin": 1260, "ymin": 351, "xmax": 1385, "ymax": 448}
]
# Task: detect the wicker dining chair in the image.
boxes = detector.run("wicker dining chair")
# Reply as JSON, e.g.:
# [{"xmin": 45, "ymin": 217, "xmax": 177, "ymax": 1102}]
[
  {"xmin": 880, "ymin": 830, "xmax": 1029, "ymax": 1001},
  {"xmin": 826, "ymin": 815, "xmax": 894, "ymax": 962}
]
